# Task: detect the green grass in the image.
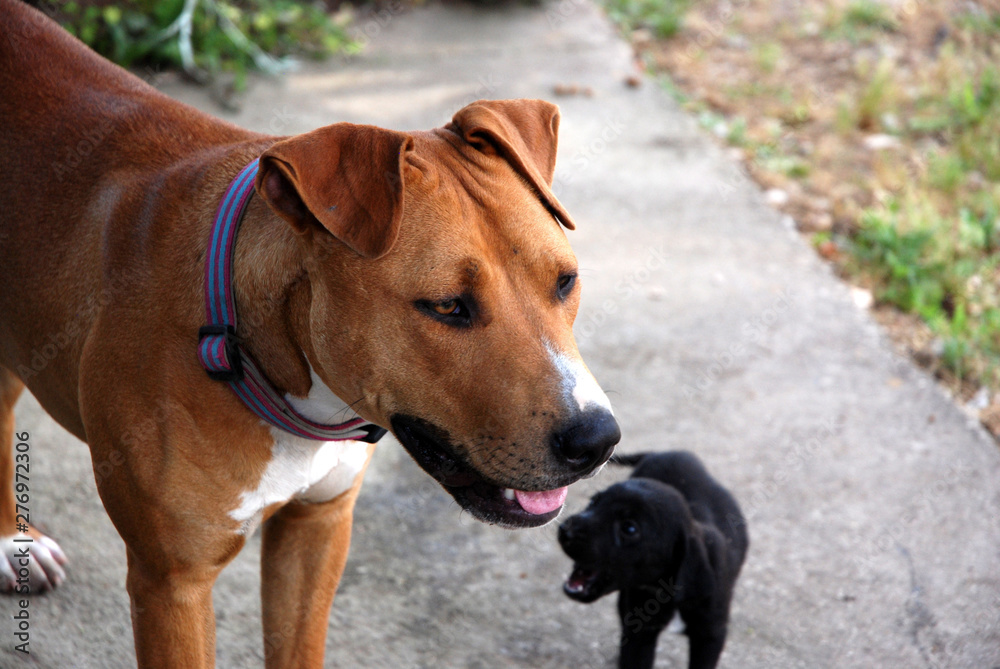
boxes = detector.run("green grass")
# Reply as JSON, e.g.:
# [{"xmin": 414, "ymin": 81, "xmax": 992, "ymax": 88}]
[
  {"xmin": 852, "ymin": 57, "xmax": 899, "ymax": 130},
  {"xmin": 603, "ymin": 0, "xmax": 692, "ymax": 38},
  {"xmin": 826, "ymin": 0, "xmax": 899, "ymax": 43},
  {"xmin": 843, "ymin": 0, "xmax": 898, "ymax": 32},
  {"xmin": 831, "ymin": 26, "xmax": 1000, "ymax": 389},
  {"xmin": 599, "ymin": 0, "xmax": 1000, "ymax": 395},
  {"xmin": 754, "ymin": 42, "xmax": 782, "ymax": 74},
  {"xmin": 850, "ymin": 200, "xmax": 1000, "ymax": 386},
  {"xmin": 955, "ymin": 11, "xmax": 1000, "ymax": 36}
]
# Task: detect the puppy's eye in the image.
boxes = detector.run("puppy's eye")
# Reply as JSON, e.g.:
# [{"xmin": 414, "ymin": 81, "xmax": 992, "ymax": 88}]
[
  {"xmin": 416, "ymin": 297, "xmax": 473, "ymax": 327},
  {"xmin": 618, "ymin": 520, "xmax": 639, "ymax": 540},
  {"xmin": 556, "ymin": 273, "xmax": 577, "ymax": 300}
]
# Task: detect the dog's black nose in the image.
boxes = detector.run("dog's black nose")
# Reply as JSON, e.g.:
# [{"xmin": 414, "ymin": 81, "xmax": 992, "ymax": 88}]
[{"xmin": 551, "ymin": 409, "xmax": 620, "ymax": 474}]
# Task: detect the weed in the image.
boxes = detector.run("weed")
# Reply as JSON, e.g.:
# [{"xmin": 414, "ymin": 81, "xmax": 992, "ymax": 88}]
[
  {"xmin": 927, "ymin": 152, "xmax": 965, "ymax": 194},
  {"xmin": 843, "ymin": 0, "xmax": 898, "ymax": 32},
  {"xmin": 955, "ymin": 10, "xmax": 1000, "ymax": 36},
  {"xmin": 604, "ymin": 0, "xmax": 691, "ymax": 39},
  {"xmin": 854, "ymin": 58, "xmax": 899, "ymax": 131},
  {"xmin": 851, "ymin": 199, "xmax": 1000, "ymax": 385},
  {"xmin": 754, "ymin": 42, "xmax": 782, "ymax": 74}
]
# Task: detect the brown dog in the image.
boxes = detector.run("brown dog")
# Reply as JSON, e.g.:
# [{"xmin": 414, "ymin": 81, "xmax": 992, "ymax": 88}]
[{"xmin": 0, "ymin": 1, "xmax": 620, "ymax": 667}]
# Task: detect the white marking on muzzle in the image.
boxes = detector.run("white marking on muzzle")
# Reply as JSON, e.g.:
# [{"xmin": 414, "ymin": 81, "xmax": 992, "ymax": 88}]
[{"xmin": 546, "ymin": 344, "xmax": 613, "ymax": 414}]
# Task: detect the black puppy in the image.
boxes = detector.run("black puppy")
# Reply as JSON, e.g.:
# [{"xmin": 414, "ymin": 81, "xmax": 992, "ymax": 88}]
[{"xmin": 558, "ymin": 451, "xmax": 748, "ymax": 669}]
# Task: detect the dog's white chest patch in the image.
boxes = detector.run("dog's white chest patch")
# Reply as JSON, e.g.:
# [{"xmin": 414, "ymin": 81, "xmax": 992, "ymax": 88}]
[{"xmin": 229, "ymin": 368, "xmax": 371, "ymax": 535}]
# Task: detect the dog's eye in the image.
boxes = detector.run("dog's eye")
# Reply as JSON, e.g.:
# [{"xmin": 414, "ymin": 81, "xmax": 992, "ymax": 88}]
[
  {"xmin": 618, "ymin": 520, "xmax": 639, "ymax": 539},
  {"xmin": 416, "ymin": 297, "xmax": 473, "ymax": 327},
  {"xmin": 432, "ymin": 299, "xmax": 460, "ymax": 316},
  {"xmin": 556, "ymin": 273, "xmax": 577, "ymax": 300}
]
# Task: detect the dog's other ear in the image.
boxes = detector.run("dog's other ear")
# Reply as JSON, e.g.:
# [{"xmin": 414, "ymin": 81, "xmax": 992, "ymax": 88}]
[
  {"xmin": 448, "ymin": 99, "xmax": 576, "ymax": 230},
  {"xmin": 676, "ymin": 526, "xmax": 716, "ymax": 602},
  {"xmin": 256, "ymin": 124, "xmax": 414, "ymax": 259}
]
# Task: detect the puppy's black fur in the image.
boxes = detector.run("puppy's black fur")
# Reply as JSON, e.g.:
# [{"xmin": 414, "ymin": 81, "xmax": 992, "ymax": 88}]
[{"xmin": 558, "ymin": 451, "xmax": 748, "ymax": 669}]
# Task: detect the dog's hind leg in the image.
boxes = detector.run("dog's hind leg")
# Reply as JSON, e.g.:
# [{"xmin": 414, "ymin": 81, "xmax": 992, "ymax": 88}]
[{"xmin": 0, "ymin": 365, "xmax": 67, "ymax": 593}]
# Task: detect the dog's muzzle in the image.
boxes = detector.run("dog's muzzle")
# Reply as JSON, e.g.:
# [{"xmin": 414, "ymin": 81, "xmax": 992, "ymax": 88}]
[{"xmin": 390, "ymin": 414, "xmax": 615, "ymax": 529}]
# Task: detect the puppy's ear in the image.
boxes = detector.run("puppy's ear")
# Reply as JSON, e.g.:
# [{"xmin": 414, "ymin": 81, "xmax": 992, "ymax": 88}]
[
  {"xmin": 448, "ymin": 99, "xmax": 576, "ymax": 230},
  {"xmin": 256, "ymin": 124, "xmax": 414, "ymax": 259},
  {"xmin": 676, "ymin": 526, "xmax": 716, "ymax": 602}
]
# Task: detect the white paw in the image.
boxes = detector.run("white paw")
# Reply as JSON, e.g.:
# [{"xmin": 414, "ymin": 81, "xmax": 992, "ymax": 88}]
[{"xmin": 0, "ymin": 533, "xmax": 67, "ymax": 593}]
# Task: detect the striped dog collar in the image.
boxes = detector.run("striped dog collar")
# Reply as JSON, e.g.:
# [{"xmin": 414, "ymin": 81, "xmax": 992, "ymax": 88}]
[{"xmin": 197, "ymin": 158, "xmax": 387, "ymax": 444}]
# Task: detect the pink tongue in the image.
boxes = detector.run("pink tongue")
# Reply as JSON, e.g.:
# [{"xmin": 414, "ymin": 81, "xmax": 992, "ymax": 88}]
[{"xmin": 513, "ymin": 486, "xmax": 568, "ymax": 515}]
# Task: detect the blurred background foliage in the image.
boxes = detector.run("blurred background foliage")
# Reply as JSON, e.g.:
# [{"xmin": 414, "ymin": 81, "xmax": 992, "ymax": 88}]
[{"xmin": 52, "ymin": 0, "xmax": 355, "ymax": 87}]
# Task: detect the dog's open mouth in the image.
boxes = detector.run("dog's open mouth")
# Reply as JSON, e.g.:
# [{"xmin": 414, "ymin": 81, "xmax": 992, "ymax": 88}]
[
  {"xmin": 563, "ymin": 564, "xmax": 613, "ymax": 603},
  {"xmin": 390, "ymin": 414, "xmax": 567, "ymax": 528}
]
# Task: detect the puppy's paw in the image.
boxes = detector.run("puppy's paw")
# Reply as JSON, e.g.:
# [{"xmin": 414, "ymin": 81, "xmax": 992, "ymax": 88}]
[{"xmin": 0, "ymin": 529, "xmax": 67, "ymax": 594}]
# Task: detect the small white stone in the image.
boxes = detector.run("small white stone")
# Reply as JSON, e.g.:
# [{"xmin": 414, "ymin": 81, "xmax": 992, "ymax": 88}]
[
  {"xmin": 765, "ymin": 188, "xmax": 789, "ymax": 206},
  {"xmin": 863, "ymin": 134, "xmax": 900, "ymax": 151},
  {"xmin": 850, "ymin": 287, "xmax": 873, "ymax": 310}
]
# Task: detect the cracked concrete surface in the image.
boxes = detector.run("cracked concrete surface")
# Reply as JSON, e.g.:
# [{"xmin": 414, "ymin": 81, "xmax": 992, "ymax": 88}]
[{"xmin": 2, "ymin": 2, "xmax": 1000, "ymax": 668}]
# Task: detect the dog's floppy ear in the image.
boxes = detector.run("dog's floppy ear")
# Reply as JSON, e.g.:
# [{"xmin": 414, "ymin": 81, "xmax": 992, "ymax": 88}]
[
  {"xmin": 448, "ymin": 99, "xmax": 576, "ymax": 230},
  {"xmin": 256, "ymin": 124, "xmax": 414, "ymax": 259},
  {"xmin": 676, "ymin": 526, "xmax": 716, "ymax": 602}
]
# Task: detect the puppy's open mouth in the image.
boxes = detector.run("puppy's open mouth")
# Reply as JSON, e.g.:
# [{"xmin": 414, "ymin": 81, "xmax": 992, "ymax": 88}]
[
  {"xmin": 563, "ymin": 564, "xmax": 614, "ymax": 603},
  {"xmin": 390, "ymin": 414, "xmax": 567, "ymax": 529}
]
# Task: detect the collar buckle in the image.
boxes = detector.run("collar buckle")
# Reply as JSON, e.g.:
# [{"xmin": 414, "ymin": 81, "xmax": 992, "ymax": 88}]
[{"xmin": 198, "ymin": 324, "xmax": 244, "ymax": 383}]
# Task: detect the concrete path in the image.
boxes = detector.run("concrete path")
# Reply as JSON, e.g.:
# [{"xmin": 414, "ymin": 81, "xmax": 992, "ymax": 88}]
[{"xmin": 3, "ymin": 2, "xmax": 1000, "ymax": 668}]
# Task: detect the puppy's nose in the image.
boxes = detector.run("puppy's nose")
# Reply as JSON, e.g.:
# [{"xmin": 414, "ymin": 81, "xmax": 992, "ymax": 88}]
[{"xmin": 551, "ymin": 409, "xmax": 620, "ymax": 474}]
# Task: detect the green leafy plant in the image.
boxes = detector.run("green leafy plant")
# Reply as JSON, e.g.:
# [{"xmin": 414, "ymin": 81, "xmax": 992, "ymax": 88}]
[{"xmin": 57, "ymin": 0, "xmax": 354, "ymax": 86}]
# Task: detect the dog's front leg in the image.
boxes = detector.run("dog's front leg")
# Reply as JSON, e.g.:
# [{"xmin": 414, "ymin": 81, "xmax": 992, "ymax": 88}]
[
  {"xmin": 126, "ymin": 549, "xmax": 222, "ymax": 668},
  {"xmin": 102, "ymin": 473, "xmax": 238, "ymax": 668},
  {"xmin": 83, "ymin": 421, "xmax": 243, "ymax": 668},
  {"xmin": 686, "ymin": 629, "xmax": 727, "ymax": 669},
  {"xmin": 0, "ymin": 367, "xmax": 68, "ymax": 593},
  {"xmin": 260, "ymin": 453, "xmax": 370, "ymax": 669},
  {"xmin": 619, "ymin": 629, "xmax": 660, "ymax": 669}
]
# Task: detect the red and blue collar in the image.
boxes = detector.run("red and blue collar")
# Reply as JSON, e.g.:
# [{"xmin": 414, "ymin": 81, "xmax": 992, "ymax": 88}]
[{"xmin": 197, "ymin": 158, "xmax": 386, "ymax": 444}]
